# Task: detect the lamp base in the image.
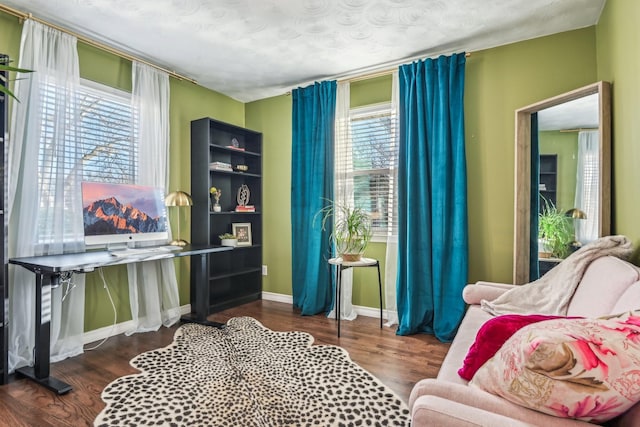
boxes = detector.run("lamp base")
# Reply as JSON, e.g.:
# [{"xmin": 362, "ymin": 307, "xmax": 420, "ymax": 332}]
[{"xmin": 169, "ymin": 239, "xmax": 189, "ymax": 247}]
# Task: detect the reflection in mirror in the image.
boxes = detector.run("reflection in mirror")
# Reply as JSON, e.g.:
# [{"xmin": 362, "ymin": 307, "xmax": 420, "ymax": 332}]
[
  {"xmin": 514, "ymin": 82, "xmax": 611, "ymax": 284},
  {"xmin": 538, "ymin": 94, "xmax": 599, "ymax": 244}
]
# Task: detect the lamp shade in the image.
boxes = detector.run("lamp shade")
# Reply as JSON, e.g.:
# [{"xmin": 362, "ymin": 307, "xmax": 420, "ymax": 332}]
[
  {"xmin": 565, "ymin": 208, "xmax": 587, "ymax": 220},
  {"xmin": 165, "ymin": 190, "xmax": 193, "ymax": 207}
]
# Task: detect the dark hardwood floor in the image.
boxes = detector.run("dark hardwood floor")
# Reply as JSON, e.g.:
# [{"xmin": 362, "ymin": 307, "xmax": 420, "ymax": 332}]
[{"xmin": 0, "ymin": 299, "xmax": 449, "ymax": 426}]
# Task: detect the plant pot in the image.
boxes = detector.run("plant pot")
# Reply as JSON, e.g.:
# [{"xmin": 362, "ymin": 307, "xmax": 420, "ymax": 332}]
[
  {"xmin": 341, "ymin": 253, "xmax": 362, "ymax": 262},
  {"xmin": 221, "ymin": 239, "xmax": 237, "ymax": 247},
  {"xmin": 538, "ymin": 238, "xmax": 552, "ymax": 258},
  {"xmin": 212, "ymin": 203, "xmax": 221, "ymax": 212}
]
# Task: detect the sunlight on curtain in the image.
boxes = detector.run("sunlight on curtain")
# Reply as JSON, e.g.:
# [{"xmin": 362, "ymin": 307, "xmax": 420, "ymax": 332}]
[
  {"xmin": 574, "ymin": 130, "xmax": 599, "ymax": 244},
  {"xmin": 328, "ymin": 81, "xmax": 356, "ymax": 321},
  {"xmin": 126, "ymin": 62, "xmax": 180, "ymax": 335},
  {"xmin": 384, "ymin": 71, "xmax": 400, "ymax": 326},
  {"xmin": 8, "ymin": 20, "xmax": 86, "ymax": 370}
]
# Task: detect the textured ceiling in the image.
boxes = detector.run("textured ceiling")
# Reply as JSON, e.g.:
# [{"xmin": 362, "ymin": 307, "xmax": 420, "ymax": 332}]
[
  {"xmin": 538, "ymin": 94, "xmax": 599, "ymax": 131},
  {"xmin": 1, "ymin": 0, "xmax": 606, "ymax": 102}
]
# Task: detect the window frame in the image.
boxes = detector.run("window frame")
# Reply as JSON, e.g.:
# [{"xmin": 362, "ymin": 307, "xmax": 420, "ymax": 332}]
[
  {"xmin": 34, "ymin": 78, "xmax": 135, "ymax": 247},
  {"xmin": 338, "ymin": 102, "xmax": 397, "ymax": 242}
]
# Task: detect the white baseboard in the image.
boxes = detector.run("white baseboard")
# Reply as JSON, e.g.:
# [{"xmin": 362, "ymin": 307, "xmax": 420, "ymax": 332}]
[
  {"xmin": 262, "ymin": 291, "xmax": 388, "ymax": 319},
  {"xmin": 83, "ymin": 304, "xmax": 192, "ymax": 345},
  {"xmin": 84, "ymin": 295, "xmax": 390, "ymax": 344},
  {"xmin": 261, "ymin": 291, "xmax": 293, "ymax": 304}
]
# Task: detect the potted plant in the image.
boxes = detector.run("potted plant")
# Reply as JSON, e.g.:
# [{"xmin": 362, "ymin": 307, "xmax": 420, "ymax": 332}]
[
  {"xmin": 316, "ymin": 200, "xmax": 373, "ymax": 262},
  {"xmin": 219, "ymin": 233, "xmax": 237, "ymax": 247},
  {"xmin": 538, "ymin": 198, "xmax": 573, "ymax": 259},
  {"xmin": 210, "ymin": 186, "xmax": 222, "ymax": 212}
]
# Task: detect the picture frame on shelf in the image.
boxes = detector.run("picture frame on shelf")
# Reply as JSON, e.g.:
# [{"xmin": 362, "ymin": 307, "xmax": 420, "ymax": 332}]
[{"xmin": 232, "ymin": 222, "xmax": 252, "ymax": 246}]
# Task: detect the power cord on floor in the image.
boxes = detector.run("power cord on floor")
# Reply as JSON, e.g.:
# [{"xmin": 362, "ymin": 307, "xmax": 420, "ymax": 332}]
[{"xmin": 84, "ymin": 267, "xmax": 117, "ymax": 351}]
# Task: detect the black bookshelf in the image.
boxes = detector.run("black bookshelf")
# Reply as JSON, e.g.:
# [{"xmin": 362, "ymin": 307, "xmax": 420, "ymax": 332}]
[{"xmin": 190, "ymin": 117, "xmax": 262, "ymax": 315}]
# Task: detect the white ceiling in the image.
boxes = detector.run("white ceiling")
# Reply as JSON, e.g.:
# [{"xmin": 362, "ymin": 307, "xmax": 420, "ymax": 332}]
[
  {"xmin": 1, "ymin": 0, "xmax": 606, "ymax": 102},
  {"xmin": 538, "ymin": 93, "xmax": 599, "ymax": 131}
]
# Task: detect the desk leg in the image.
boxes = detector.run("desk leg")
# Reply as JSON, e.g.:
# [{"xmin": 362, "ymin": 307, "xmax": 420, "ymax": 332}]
[
  {"xmin": 180, "ymin": 253, "xmax": 224, "ymax": 328},
  {"xmin": 15, "ymin": 273, "xmax": 72, "ymax": 395},
  {"xmin": 376, "ymin": 261, "xmax": 383, "ymax": 329},
  {"xmin": 337, "ymin": 265, "xmax": 342, "ymax": 338}
]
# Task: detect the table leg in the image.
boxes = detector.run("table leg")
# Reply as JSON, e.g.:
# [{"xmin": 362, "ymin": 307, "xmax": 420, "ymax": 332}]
[
  {"xmin": 376, "ymin": 261, "xmax": 383, "ymax": 329},
  {"xmin": 337, "ymin": 265, "xmax": 342, "ymax": 338},
  {"xmin": 15, "ymin": 273, "xmax": 72, "ymax": 395}
]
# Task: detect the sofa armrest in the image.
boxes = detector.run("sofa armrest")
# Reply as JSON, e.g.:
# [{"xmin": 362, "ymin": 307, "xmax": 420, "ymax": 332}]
[
  {"xmin": 462, "ymin": 282, "xmax": 516, "ymax": 305},
  {"xmin": 410, "ymin": 379, "xmax": 593, "ymax": 427},
  {"xmin": 412, "ymin": 395, "xmax": 534, "ymax": 427}
]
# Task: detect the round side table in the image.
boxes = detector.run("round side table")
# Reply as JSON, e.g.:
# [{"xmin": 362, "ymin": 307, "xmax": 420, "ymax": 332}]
[{"xmin": 328, "ymin": 257, "xmax": 383, "ymax": 337}]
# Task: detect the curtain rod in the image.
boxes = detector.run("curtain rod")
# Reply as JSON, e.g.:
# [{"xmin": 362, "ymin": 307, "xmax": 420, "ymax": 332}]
[
  {"xmin": 0, "ymin": 3, "xmax": 197, "ymax": 84},
  {"xmin": 287, "ymin": 52, "xmax": 471, "ymax": 94},
  {"xmin": 342, "ymin": 52, "xmax": 472, "ymax": 84}
]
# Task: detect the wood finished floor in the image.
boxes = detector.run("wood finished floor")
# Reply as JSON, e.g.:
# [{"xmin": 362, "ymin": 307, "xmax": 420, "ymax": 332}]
[{"xmin": 0, "ymin": 299, "xmax": 450, "ymax": 426}]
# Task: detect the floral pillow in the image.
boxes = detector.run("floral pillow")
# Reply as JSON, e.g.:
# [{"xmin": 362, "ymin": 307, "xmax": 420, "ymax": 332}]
[
  {"xmin": 470, "ymin": 311, "xmax": 640, "ymax": 423},
  {"xmin": 458, "ymin": 314, "xmax": 570, "ymax": 381}
]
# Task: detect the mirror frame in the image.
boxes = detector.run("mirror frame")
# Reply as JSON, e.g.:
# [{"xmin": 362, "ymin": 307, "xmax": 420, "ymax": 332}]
[{"xmin": 513, "ymin": 81, "xmax": 611, "ymax": 284}]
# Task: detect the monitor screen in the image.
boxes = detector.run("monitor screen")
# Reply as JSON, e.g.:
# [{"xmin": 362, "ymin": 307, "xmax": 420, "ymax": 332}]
[{"xmin": 81, "ymin": 182, "xmax": 169, "ymax": 247}]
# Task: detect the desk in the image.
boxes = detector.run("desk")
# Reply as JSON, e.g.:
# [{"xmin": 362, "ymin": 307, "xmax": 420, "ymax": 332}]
[
  {"xmin": 9, "ymin": 244, "xmax": 231, "ymax": 394},
  {"xmin": 328, "ymin": 257, "xmax": 383, "ymax": 338}
]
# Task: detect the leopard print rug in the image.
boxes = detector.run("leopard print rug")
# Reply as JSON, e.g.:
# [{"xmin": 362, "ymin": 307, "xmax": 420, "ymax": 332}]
[{"xmin": 95, "ymin": 316, "xmax": 410, "ymax": 426}]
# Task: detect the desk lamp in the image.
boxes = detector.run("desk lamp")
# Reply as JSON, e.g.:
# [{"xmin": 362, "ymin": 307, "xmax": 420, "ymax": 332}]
[
  {"xmin": 165, "ymin": 190, "xmax": 193, "ymax": 246},
  {"xmin": 565, "ymin": 208, "xmax": 587, "ymax": 251}
]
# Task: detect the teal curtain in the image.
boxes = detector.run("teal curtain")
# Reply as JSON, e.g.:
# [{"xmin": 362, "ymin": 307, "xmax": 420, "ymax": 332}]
[
  {"xmin": 530, "ymin": 113, "xmax": 540, "ymax": 280},
  {"xmin": 291, "ymin": 81, "xmax": 337, "ymax": 315},
  {"xmin": 396, "ymin": 53, "xmax": 468, "ymax": 341}
]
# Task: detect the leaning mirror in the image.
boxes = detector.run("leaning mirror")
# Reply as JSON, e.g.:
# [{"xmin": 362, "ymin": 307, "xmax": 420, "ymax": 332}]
[{"xmin": 513, "ymin": 81, "xmax": 611, "ymax": 284}]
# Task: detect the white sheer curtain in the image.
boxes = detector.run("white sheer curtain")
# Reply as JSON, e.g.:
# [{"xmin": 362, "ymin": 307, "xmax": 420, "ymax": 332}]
[
  {"xmin": 8, "ymin": 20, "xmax": 86, "ymax": 371},
  {"xmin": 384, "ymin": 71, "xmax": 400, "ymax": 326},
  {"xmin": 574, "ymin": 130, "xmax": 599, "ymax": 244},
  {"xmin": 125, "ymin": 61, "xmax": 181, "ymax": 335},
  {"xmin": 328, "ymin": 81, "xmax": 357, "ymax": 321}
]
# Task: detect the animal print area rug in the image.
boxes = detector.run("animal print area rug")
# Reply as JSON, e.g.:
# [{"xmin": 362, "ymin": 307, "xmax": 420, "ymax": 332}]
[{"xmin": 95, "ymin": 317, "xmax": 410, "ymax": 426}]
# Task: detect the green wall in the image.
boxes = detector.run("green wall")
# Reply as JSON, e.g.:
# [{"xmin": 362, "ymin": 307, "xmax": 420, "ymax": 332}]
[
  {"xmin": 246, "ymin": 76, "xmax": 394, "ymax": 309},
  {"xmin": 539, "ymin": 131, "xmax": 579, "ymax": 211},
  {"xmin": 596, "ymin": 0, "xmax": 640, "ymax": 261},
  {"xmin": 248, "ymin": 27, "xmax": 599, "ymax": 309},
  {"xmin": 0, "ymin": 11, "xmax": 245, "ymax": 331},
  {"xmin": 463, "ymin": 28, "xmax": 596, "ymax": 283},
  {"xmin": 5, "ymin": 1, "xmax": 638, "ymax": 325}
]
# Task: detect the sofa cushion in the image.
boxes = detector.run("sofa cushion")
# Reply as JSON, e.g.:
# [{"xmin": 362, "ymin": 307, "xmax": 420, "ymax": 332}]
[
  {"xmin": 458, "ymin": 314, "xmax": 568, "ymax": 381},
  {"xmin": 611, "ymin": 281, "xmax": 640, "ymax": 314},
  {"xmin": 470, "ymin": 312, "xmax": 640, "ymax": 423},
  {"xmin": 437, "ymin": 306, "xmax": 493, "ymax": 384},
  {"xmin": 566, "ymin": 256, "xmax": 640, "ymax": 317}
]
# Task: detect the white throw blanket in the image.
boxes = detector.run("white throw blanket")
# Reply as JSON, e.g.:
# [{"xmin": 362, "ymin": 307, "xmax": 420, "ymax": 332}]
[{"xmin": 481, "ymin": 235, "xmax": 633, "ymax": 316}]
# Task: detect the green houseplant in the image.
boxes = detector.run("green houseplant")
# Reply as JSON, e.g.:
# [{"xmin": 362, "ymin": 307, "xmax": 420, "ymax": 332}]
[
  {"xmin": 219, "ymin": 233, "xmax": 237, "ymax": 247},
  {"xmin": 538, "ymin": 198, "xmax": 573, "ymax": 259},
  {"xmin": 316, "ymin": 200, "xmax": 373, "ymax": 261},
  {"xmin": 0, "ymin": 57, "xmax": 33, "ymax": 102}
]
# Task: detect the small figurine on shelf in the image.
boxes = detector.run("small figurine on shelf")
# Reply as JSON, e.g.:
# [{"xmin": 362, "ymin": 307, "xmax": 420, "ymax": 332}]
[{"xmin": 210, "ymin": 186, "xmax": 222, "ymax": 212}]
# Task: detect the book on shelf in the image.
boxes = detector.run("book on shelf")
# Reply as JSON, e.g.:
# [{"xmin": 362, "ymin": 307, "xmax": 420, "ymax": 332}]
[
  {"xmin": 226, "ymin": 145, "xmax": 245, "ymax": 151},
  {"xmin": 235, "ymin": 205, "xmax": 255, "ymax": 212},
  {"xmin": 209, "ymin": 161, "xmax": 233, "ymax": 171}
]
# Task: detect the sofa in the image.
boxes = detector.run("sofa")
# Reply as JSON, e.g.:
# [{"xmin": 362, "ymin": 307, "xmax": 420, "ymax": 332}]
[{"xmin": 409, "ymin": 255, "xmax": 640, "ymax": 426}]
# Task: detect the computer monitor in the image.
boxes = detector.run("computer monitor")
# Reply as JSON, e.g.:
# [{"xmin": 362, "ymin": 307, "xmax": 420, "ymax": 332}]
[{"xmin": 81, "ymin": 181, "xmax": 169, "ymax": 247}]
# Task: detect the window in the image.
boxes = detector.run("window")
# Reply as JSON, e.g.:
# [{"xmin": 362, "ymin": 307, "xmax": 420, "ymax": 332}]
[
  {"xmin": 37, "ymin": 79, "xmax": 135, "ymax": 243},
  {"xmin": 335, "ymin": 103, "xmax": 398, "ymax": 239}
]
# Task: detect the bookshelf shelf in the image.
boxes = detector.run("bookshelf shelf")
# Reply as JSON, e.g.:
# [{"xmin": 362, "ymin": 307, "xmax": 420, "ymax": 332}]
[{"xmin": 190, "ymin": 117, "xmax": 262, "ymax": 314}]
